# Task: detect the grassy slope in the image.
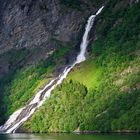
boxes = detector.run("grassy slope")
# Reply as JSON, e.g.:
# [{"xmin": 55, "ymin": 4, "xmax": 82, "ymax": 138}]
[
  {"xmin": 23, "ymin": 0, "xmax": 140, "ymax": 133},
  {"xmin": 68, "ymin": 58, "xmax": 102, "ymax": 89}
]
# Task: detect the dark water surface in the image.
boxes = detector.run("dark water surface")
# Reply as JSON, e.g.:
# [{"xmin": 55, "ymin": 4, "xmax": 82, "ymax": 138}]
[{"xmin": 0, "ymin": 133, "xmax": 140, "ymax": 140}]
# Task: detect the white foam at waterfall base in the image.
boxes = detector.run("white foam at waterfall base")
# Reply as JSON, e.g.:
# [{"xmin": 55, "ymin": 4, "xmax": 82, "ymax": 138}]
[
  {"xmin": 1, "ymin": 108, "xmax": 24, "ymax": 131},
  {"xmin": 0, "ymin": 6, "xmax": 104, "ymax": 133}
]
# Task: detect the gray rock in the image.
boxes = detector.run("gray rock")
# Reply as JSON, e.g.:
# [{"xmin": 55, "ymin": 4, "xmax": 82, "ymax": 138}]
[
  {"xmin": 0, "ymin": 0, "xmax": 100, "ymax": 53},
  {"xmin": 0, "ymin": 0, "xmax": 104, "ymax": 77}
]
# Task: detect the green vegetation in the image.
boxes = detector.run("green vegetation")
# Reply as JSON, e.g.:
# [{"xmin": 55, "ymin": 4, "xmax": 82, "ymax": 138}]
[
  {"xmin": 0, "ymin": 45, "xmax": 71, "ymax": 125},
  {"xmin": 68, "ymin": 59, "xmax": 102, "ymax": 89},
  {"xmin": 24, "ymin": 0, "xmax": 140, "ymax": 132},
  {"xmin": 24, "ymin": 81, "xmax": 87, "ymax": 133}
]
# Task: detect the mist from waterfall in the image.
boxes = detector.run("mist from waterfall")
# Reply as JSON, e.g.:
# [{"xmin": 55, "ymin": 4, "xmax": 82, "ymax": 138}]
[{"xmin": 0, "ymin": 6, "xmax": 104, "ymax": 134}]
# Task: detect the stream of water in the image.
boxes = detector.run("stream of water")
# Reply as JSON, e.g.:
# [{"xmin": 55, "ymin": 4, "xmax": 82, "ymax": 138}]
[{"xmin": 0, "ymin": 6, "xmax": 104, "ymax": 134}]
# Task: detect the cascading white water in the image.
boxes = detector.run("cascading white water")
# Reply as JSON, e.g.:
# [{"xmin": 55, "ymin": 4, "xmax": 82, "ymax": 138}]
[
  {"xmin": 76, "ymin": 6, "xmax": 104, "ymax": 63},
  {"xmin": 76, "ymin": 15, "xmax": 95, "ymax": 63},
  {"xmin": 0, "ymin": 6, "xmax": 104, "ymax": 133}
]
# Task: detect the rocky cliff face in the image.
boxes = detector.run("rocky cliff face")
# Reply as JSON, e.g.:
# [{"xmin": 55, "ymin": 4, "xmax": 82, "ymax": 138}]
[
  {"xmin": 0, "ymin": 0, "xmax": 104, "ymax": 77},
  {"xmin": 0, "ymin": 0, "xmax": 101, "ymax": 53}
]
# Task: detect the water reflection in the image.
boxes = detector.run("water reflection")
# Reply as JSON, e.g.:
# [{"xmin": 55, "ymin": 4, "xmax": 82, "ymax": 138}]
[{"xmin": 0, "ymin": 133, "xmax": 140, "ymax": 140}]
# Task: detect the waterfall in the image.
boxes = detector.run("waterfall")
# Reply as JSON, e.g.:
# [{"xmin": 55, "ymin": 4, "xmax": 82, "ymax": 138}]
[{"xmin": 0, "ymin": 6, "xmax": 104, "ymax": 133}]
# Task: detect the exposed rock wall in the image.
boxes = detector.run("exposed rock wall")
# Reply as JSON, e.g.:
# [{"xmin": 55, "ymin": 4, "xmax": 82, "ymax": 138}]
[
  {"xmin": 0, "ymin": 0, "xmax": 105, "ymax": 77},
  {"xmin": 0, "ymin": 0, "xmax": 101, "ymax": 53}
]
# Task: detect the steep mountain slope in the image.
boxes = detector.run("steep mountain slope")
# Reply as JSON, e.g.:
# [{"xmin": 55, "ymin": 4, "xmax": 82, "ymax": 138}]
[
  {"xmin": 23, "ymin": 0, "xmax": 140, "ymax": 133},
  {"xmin": 0, "ymin": 0, "xmax": 140, "ymax": 133},
  {"xmin": 0, "ymin": 0, "xmax": 103, "ymax": 125}
]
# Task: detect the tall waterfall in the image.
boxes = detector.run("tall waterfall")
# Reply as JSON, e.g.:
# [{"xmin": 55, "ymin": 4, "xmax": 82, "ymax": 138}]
[{"xmin": 0, "ymin": 6, "xmax": 104, "ymax": 134}]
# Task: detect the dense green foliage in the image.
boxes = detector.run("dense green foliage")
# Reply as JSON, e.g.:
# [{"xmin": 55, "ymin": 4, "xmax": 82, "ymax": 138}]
[
  {"xmin": 24, "ymin": 0, "xmax": 140, "ymax": 132},
  {"xmin": 24, "ymin": 78, "xmax": 140, "ymax": 132},
  {"xmin": 0, "ymin": 45, "xmax": 70, "ymax": 124},
  {"xmin": 24, "ymin": 81, "xmax": 87, "ymax": 133}
]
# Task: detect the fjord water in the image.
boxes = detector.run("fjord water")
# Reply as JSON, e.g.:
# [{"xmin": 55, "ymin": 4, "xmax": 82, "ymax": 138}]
[
  {"xmin": 0, "ymin": 6, "xmax": 104, "ymax": 133},
  {"xmin": 0, "ymin": 133, "xmax": 140, "ymax": 140}
]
